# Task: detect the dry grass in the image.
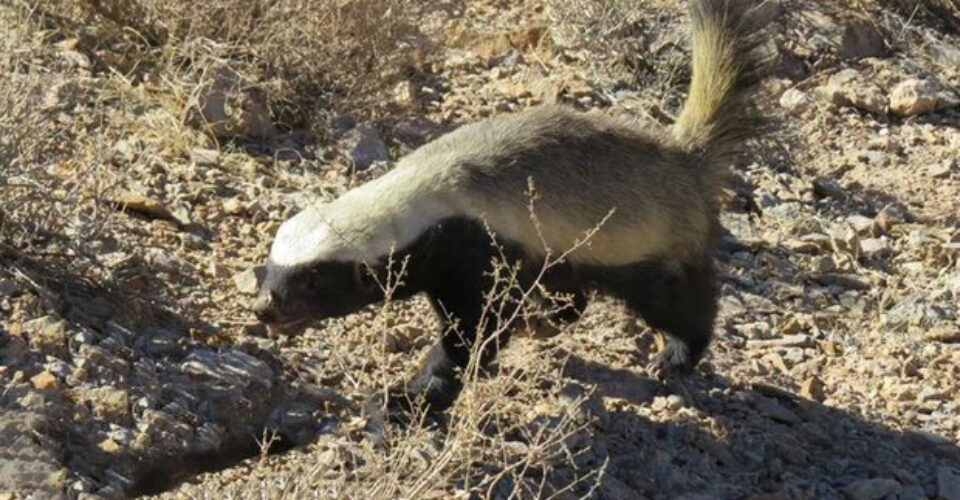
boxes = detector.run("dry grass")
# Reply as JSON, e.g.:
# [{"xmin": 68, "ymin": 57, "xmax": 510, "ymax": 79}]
[
  {"xmin": 0, "ymin": 0, "xmax": 439, "ymax": 321},
  {"xmin": 22, "ymin": 0, "xmax": 436, "ymax": 127},
  {"xmin": 545, "ymin": 0, "xmax": 691, "ymax": 117}
]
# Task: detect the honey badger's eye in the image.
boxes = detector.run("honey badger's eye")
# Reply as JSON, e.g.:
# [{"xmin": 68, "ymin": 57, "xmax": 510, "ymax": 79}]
[{"xmin": 296, "ymin": 269, "xmax": 326, "ymax": 293}]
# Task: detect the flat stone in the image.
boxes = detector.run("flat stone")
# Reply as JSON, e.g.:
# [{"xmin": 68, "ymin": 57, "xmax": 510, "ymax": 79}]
[
  {"xmin": 190, "ymin": 148, "xmax": 220, "ymax": 166},
  {"xmin": 780, "ymin": 88, "xmax": 812, "ymax": 113},
  {"xmin": 842, "ymin": 478, "xmax": 901, "ymax": 500},
  {"xmin": 109, "ymin": 192, "xmax": 172, "ymax": 221},
  {"xmin": 233, "ymin": 267, "xmax": 261, "ymax": 295},
  {"xmin": 811, "ymin": 273, "xmax": 872, "ymax": 291},
  {"xmin": 181, "ymin": 349, "xmax": 274, "ymax": 389},
  {"xmin": 341, "ymin": 125, "xmax": 389, "ymax": 169},
  {"xmin": 847, "ymin": 215, "xmax": 876, "ymax": 235},
  {"xmin": 927, "ymin": 160, "xmax": 956, "ymax": 179},
  {"xmin": 938, "ymin": 467, "xmax": 960, "ymax": 500},
  {"xmin": 746, "ymin": 334, "xmax": 815, "ymax": 349},
  {"xmin": 859, "ymin": 237, "xmax": 891, "ymax": 259},
  {"xmin": 813, "ymin": 176, "xmax": 847, "ymax": 201},
  {"xmin": 755, "ymin": 396, "xmax": 801, "ymax": 424},
  {"xmin": 890, "ymin": 78, "xmax": 960, "ymax": 117}
]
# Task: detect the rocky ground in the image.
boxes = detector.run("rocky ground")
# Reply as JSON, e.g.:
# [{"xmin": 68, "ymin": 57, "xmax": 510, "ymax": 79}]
[{"xmin": 1, "ymin": 0, "xmax": 959, "ymax": 499}]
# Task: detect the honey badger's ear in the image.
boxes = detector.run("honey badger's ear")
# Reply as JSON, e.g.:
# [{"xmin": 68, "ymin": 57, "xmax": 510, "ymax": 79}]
[{"xmin": 354, "ymin": 262, "xmax": 380, "ymax": 293}]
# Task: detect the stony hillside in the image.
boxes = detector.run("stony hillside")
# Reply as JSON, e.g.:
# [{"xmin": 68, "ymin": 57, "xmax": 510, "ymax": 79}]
[{"xmin": 0, "ymin": 0, "xmax": 958, "ymax": 499}]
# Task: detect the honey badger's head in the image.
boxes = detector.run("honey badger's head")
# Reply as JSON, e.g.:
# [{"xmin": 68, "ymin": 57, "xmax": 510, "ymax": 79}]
[{"xmin": 251, "ymin": 205, "xmax": 382, "ymax": 335}]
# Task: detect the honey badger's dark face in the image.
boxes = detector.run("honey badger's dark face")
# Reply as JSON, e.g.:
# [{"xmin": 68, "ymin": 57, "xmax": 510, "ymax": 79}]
[{"xmin": 251, "ymin": 260, "xmax": 382, "ymax": 335}]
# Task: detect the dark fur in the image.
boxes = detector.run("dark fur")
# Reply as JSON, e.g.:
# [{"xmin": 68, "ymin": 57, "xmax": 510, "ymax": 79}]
[{"xmin": 273, "ymin": 218, "xmax": 718, "ymax": 415}]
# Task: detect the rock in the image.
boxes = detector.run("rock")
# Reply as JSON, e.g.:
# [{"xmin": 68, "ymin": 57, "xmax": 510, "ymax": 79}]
[
  {"xmin": 754, "ymin": 396, "xmax": 801, "ymax": 424},
  {"xmin": 859, "ymin": 237, "xmax": 891, "ymax": 259},
  {"xmin": 786, "ymin": 238, "xmax": 824, "ymax": 254},
  {"xmin": 393, "ymin": 119, "xmax": 445, "ymax": 150},
  {"xmin": 24, "ymin": 316, "xmax": 67, "ymax": 356},
  {"xmin": 30, "ymin": 371, "xmax": 60, "ymax": 390},
  {"xmin": 811, "ymin": 273, "xmax": 872, "ymax": 290},
  {"xmin": 889, "ymin": 78, "xmax": 960, "ymax": 117},
  {"xmin": 927, "ymin": 160, "xmax": 956, "ymax": 179},
  {"xmin": 780, "ymin": 88, "xmax": 812, "ymax": 113},
  {"xmin": 340, "ymin": 125, "xmax": 389, "ymax": 169},
  {"xmin": 222, "ymin": 197, "xmax": 245, "ymax": 216},
  {"xmin": 882, "ymin": 295, "xmax": 946, "ymax": 331},
  {"xmin": 181, "ymin": 348, "xmax": 274, "ymax": 389},
  {"xmin": 876, "ymin": 204, "xmax": 907, "ymax": 233},
  {"xmin": 842, "ymin": 478, "xmax": 901, "ymax": 500},
  {"xmin": 812, "ymin": 255, "xmax": 838, "ymax": 273},
  {"xmin": 819, "ymin": 69, "xmax": 887, "ymax": 114},
  {"xmin": 666, "ymin": 394, "xmax": 685, "ymax": 410},
  {"xmin": 190, "ymin": 148, "xmax": 220, "ymax": 166},
  {"xmin": 111, "ymin": 139, "xmax": 138, "ymax": 164},
  {"xmin": 197, "ymin": 65, "xmax": 276, "ymax": 140},
  {"xmin": 233, "ymin": 268, "xmax": 261, "ymax": 295},
  {"xmin": 99, "ymin": 438, "xmax": 121, "ymax": 453},
  {"xmin": 91, "ymin": 388, "xmax": 130, "ymax": 422},
  {"xmin": 813, "ymin": 176, "xmax": 847, "ymax": 201},
  {"xmin": 923, "ymin": 324, "xmax": 960, "ymax": 343},
  {"xmin": 393, "ymin": 80, "xmax": 416, "ymax": 108},
  {"xmin": 746, "ymin": 334, "xmax": 815, "ymax": 349},
  {"xmin": 0, "ymin": 279, "xmax": 23, "ymax": 297},
  {"xmin": 800, "ymin": 376, "xmax": 826, "ymax": 402},
  {"xmin": 109, "ymin": 192, "xmax": 173, "ymax": 221},
  {"xmin": 735, "ymin": 321, "xmax": 774, "ymax": 339},
  {"xmin": 839, "ymin": 17, "xmax": 887, "ymax": 60},
  {"xmin": 847, "ymin": 215, "xmax": 876, "ymax": 235},
  {"xmin": 938, "ymin": 467, "xmax": 960, "ymax": 500},
  {"xmin": 0, "ymin": 333, "xmax": 27, "ymax": 359}
]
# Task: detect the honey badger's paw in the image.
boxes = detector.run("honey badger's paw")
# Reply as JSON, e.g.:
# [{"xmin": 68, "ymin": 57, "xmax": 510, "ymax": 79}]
[
  {"xmin": 383, "ymin": 372, "xmax": 463, "ymax": 424},
  {"xmin": 647, "ymin": 341, "xmax": 696, "ymax": 381}
]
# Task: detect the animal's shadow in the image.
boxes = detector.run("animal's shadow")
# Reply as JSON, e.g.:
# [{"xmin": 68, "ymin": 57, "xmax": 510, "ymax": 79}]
[
  {"xmin": 560, "ymin": 355, "xmax": 959, "ymax": 499},
  {"xmin": 0, "ymin": 236, "xmax": 318, "ymax": 497}
]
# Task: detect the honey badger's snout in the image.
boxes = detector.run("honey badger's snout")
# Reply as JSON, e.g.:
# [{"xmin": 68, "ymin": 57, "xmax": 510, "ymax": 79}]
[{"xmin": 251, "ymin": 288, "xmax": 279, "ymax": 324}]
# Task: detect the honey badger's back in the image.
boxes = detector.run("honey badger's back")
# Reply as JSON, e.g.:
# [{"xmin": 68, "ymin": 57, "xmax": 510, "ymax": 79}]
[
  {"xmin": 400, "ymin": 107, "xmax": 713, "ymax": 265},
  {"xmin": 405, "ymin": 0, "xmax": 765, "ymax": 266}
]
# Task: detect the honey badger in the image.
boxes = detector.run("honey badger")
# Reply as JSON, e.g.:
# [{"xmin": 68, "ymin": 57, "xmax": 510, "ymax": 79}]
[{"xmin": 252, "ymin": 0, "xmax": 768, "ymax": 414}]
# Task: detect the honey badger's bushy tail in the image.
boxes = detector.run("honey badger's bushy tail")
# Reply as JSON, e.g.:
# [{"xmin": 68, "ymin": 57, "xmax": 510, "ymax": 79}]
[{"xmin": 673, "ymin": 0, "xmax": 771, "ymax": 172}]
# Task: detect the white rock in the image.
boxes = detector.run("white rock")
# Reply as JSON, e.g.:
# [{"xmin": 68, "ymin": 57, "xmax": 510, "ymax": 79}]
[
  {"xmin": 819, "ymin": 69, "xmax": 888, "ymax": 114},
  {"xmin": 233, "ymin": 268, "xmax": 260, "ymax": 295},
  {"xmin": 780, "ymin": 88, "xmax": 812, "ymax": 113},
  {"xmin": 197, "ymin": 66, "xmax": 276, "ymax": 140},
  {"xmin": 341, "ymin": 125, "xmax": 390, "ymax": 169},
  {"xmin": 890, "ymin": 78, "xmax": 960, "ymax": 116}
]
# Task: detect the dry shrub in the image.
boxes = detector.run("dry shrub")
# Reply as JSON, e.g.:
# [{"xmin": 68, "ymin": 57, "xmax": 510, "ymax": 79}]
[
  {"xmin": 0, "ymin": 0, "xmax": 438, "ymax": 309},
  {"xmin": 234, "ymin": 187, "xmax": 613, "ymax": 498},
  {"xmin": 28, "ymin": 0, "xmax": 436, "ymax": 129},
  {"xmin": 545, "ymin": 0, "xmax": 690, "ymax": 114},
  {"xmin": 877, "ymin": 0, "xmax": 960, "ymax": 33}
]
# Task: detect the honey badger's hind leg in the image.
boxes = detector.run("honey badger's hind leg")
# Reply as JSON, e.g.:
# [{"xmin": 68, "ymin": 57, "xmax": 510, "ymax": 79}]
[{"xmin": 597, "ymin": 259, "xmax": 718, "ymax": 378}]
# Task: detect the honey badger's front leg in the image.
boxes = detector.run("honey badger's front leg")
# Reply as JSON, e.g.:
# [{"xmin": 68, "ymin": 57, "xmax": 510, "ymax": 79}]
[{"xmin": 385, "ymin": 218, "xmax": 524, "ymax": 416}]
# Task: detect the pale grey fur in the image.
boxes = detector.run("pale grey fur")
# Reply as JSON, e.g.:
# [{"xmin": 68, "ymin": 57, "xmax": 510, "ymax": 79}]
[{"xmin": 271, "ymin": 106, "xmax": 712, "ymax": 268}]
